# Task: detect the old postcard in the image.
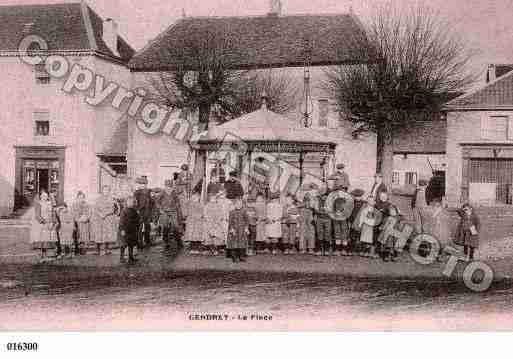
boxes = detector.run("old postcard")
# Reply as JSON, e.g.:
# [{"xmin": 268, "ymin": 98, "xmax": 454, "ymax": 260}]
[{"xmin": 0, "ymin": 0, "xmax": 513, "ymax": 338}]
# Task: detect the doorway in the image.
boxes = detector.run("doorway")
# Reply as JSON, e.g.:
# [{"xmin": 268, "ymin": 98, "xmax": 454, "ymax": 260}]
[
  {"xmin": 15, "ymin": 146, "xmax": 65, "ymax": 210},
  {"xmin": 37, "ymin": 168, "xmax": 49, "ymax": 195}
]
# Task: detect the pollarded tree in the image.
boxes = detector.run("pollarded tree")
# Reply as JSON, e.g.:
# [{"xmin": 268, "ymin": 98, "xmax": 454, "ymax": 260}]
[{"xmin": 323, "ymin": 3, "xmax": 476, "ymax": 186}]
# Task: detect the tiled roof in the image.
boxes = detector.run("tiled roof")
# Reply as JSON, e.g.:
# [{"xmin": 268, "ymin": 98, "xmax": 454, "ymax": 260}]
[
  {"xmin": 393, "ymin": 121, "xmax": 446, "ymax": 154},
  {"xmin": 129, "ymin": 13, "xmax": 366, "ymax": 71},
  {"xmin": 447, "ymin": 70, "xmax": 513, "ymax": 109},
  {"xmin": 0, "ymin": 2, "xmax": 135, "ymax": 64}
]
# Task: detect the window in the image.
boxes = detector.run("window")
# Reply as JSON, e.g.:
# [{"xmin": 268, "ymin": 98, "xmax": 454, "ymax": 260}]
[
  {"xmin": 34, "ymin": 63, "xmax": 50, "ymax": 84},
  {"xmin": 34, "ymin": 111, "xmax": 50, "ymax": 136},
  {"xmin": 392, "ymin": 171, "xmax": 400, "ymax": 185},
  {"xmin": 481, "ymin": 115, "xmax": 510, "ymax": 140},
  {"xmin": 318, "ymin": 99, "xmax": 329, "ymax": 127},
  {"xmin": 405, "ymin": 171, "xmax": 417, "ymax": 185}
]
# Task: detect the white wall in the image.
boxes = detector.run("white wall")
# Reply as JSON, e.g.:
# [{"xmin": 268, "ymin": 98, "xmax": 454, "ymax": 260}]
[{"xmin": 0, "ymin": 54, "xmax": 132, "ymax": 215}]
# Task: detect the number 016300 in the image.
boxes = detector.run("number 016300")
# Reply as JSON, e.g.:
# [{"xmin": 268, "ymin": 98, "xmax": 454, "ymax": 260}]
[{"xmin": 6, "ymin": 342, "xmax": 38, "ymax": 351}]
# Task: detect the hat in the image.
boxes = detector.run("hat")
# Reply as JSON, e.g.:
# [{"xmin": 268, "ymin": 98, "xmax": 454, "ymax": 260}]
[
  {"xmin": 164, "ymin": 179, "xmax": 173, "ymax": 187},
  {"xmin": 336, "ymin": 163, "xmax": 345, "ymax": 169},
  {"xmin": 135, "ymin": 176, "xmax": 148, "ymax": 185},
  {"xmin": 350, "ymin": 188, "xmax": 365, "ymax": 197}
]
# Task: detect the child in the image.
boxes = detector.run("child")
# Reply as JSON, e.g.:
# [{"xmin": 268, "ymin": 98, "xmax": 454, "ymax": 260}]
[
  {"xmin": 216, "ymin": 190, "xmax": 233, "ymax": 257},
  {"xmin": 332, "ymin": 193, "xmax": 350, "ymax": 256},
  {"xmin": 354, "ymin": 195, "xmax": 379, "ymax": 259},
  {"xmin": 57, "ymin": 203, "xmax": 75, "ymax": 258},
  {"xmin": 282, "ymin": 193, "xmax": 299, "ymax": 254},
  {"xmin": 314, "ymin": 185, "xmax": 332, "ymax": 256},
  {"xmin": 31, "ymin": 191, "xmax": 58, "ymax": 262},
  {"xmin": 203, "ymin": 193, "xmax": 220, "ymax": 255},
  {"xmin": 378, "ymin": 204, "xmax": 403, "ymax": 262},
  {"xmin": 375, "ymin": 191, "xmax": 395, "ymax": 258},
  {"xmin": 119, "ymin": 196, "xmax": 140, "ymax": 264},
  {"xmin": 254, "ymin": 193, "xmax": 267, "ymax": 253},
  {"xmin": 455, "ymin": 203, "xmax": 480, "ymax": 261},
  {"xmin": 349, "ymin": 189, "xmax": 365, "ymax": 255},
  {"xmin": 183, "ymin": 192, "xmax": 204, "ymax": 254},
  {"xmin": 265, "ymin": 192, "xmax": 282, "ymax": 254},
  {"xmin": 245, "ymin": 202, "xmax": 257, "ymax": 256},
  {"xmin": 299, "ymin": 184, "xmax": 318, "ymax": 254},
  {"xmin": 227, "ymin": 198, "xmax": 250, "ymax": 263}
]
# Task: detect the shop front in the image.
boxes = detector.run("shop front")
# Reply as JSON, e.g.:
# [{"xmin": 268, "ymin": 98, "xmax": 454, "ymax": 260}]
[{"xmin": 14, "ymin": 146, "xmax": 65, "ymax": 208}]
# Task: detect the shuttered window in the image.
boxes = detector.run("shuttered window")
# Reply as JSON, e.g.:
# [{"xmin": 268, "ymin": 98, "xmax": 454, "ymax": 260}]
[
  {"xmin": 34, "ymin": 111, "xmax": 50, "ymax": 136},
  {"xmin": 481, "ymin": 115, "xmax": 508, "ymax": 140},
  {"xmin": 469, "ymin": 158, "xmax": 513, "ymax": 204}
]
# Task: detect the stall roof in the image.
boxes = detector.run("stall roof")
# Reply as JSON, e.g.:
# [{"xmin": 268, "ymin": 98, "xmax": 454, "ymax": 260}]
[{"xmin": 195, "ymin": 103, "xmax": 337, "ymax": 149}]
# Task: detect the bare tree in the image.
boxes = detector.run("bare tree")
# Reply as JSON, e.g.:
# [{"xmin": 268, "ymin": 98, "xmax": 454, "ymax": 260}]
[
  {"xmin": 148, "ymin": 25, "xmax": 299, "ymax": 192},
  {"xmin": 323, "ymin": 3, "xmax": 476, "ymax": 186}
]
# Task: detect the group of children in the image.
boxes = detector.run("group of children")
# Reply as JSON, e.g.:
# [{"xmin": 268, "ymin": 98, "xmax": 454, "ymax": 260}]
[{"xmin": 183, "ymin": 175, "xmax": 410, "ymax": 263}]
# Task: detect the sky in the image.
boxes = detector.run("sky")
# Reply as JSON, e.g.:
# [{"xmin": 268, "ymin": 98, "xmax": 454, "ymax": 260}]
[{"xmin": 4, "ymin": 0, "xmax": 513, "ymax": 84}]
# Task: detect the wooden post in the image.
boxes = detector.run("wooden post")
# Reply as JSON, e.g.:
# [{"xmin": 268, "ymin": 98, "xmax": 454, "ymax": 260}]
[{"xmin": 299, "ymin": 151, "xmax": 304, "ymax": 187}]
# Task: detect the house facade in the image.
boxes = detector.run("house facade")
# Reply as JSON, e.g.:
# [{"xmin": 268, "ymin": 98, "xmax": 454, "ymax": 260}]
[
  {"xmin": 128, "ymin": 6, "xmax": 377, "ymax": 193},
  {"xmin": 446, "ymin": 67, "xmax": 513, "ymax": 207},
  {"xmin": 0, "ymin": 3, "xmax": 134, "ymax": 216}
]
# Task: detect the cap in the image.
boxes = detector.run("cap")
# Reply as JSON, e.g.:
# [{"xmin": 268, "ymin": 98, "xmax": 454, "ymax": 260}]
[
  {"xmin": 229, "ymin": 170, "xmax": 238, "ymax": 177},
  {"xmin": 336, "ymin": 163, "xmax": 345, "ymax": 169},
  {"xmin": 350, "ymin": 188, "xmax": 365, "ymax": 197}
]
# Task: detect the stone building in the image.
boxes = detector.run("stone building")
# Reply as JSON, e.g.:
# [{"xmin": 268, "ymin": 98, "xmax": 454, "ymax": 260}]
[{"xmin": 0, "ymin": 2, "xmax": 134, "ymax": 216}]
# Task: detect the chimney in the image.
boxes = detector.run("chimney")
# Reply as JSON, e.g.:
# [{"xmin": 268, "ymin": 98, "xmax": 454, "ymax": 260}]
[
  {"xmin": 487, "ymin": 64, "xmax": 496, "ymax": 83},
  {"xmin": 268, "ymin": 0, "xmax": 282, "ymax": 16},
  {"xmin": 103, "ymin": 18, "xmax": 120, "ymax": 57}
]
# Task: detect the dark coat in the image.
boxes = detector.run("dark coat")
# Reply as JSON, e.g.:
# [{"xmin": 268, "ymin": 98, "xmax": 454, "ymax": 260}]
[
  {"xmin": 156, "ymin": 190, "xmax": 183, "ymax": 232},
  {"xmin": 370, "ymin": 183, "xmax": 388, "ymax": 206},
  {"xmin": 224, "ymin": 179, "xmax": 244, "ymax": 200},
  {"xmin": 227, "ymin": 208, "xmax": 249, "ymax": 249},
  {"xmin": 349, "ymin": 199, "xmax": 365, "ymax": 226},
  {"xmin": 134, "ymin": 188, "xmax": 154, "ymax": 222},
  {"xmin": 119, "ymin": 207, "xmax": 140, "ymax": 247},
  {"xmin": 455, "ymin": 209, "xmax": 480, "ymax": 248}
]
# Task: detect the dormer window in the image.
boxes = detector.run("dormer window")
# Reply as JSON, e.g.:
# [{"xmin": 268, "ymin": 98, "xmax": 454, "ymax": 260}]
[{"xmin": 35, "ymin": 63, "xmax": 50, "ymax": 84}]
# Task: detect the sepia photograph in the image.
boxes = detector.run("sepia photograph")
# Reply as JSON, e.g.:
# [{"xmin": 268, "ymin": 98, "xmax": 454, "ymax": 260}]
[{"xmin": 1, "ymin": 0, "xmax": 513, "ymax": 348}]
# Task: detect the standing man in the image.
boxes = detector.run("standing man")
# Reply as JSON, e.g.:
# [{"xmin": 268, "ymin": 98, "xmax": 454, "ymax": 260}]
[
  {"xmin": 156, "ymin": 179, "xmax": 184, "ymax": 248},
  {"xmin": 134, "ymin": 176, "xmax": 154, "ymax": 249},
  {"xmin": 333, "ymin": 163, "xmax": 350, "ymax": 191},
  {"xmin": 224, "ymin": 170, "xmax": 244, "ymax": 200}
]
